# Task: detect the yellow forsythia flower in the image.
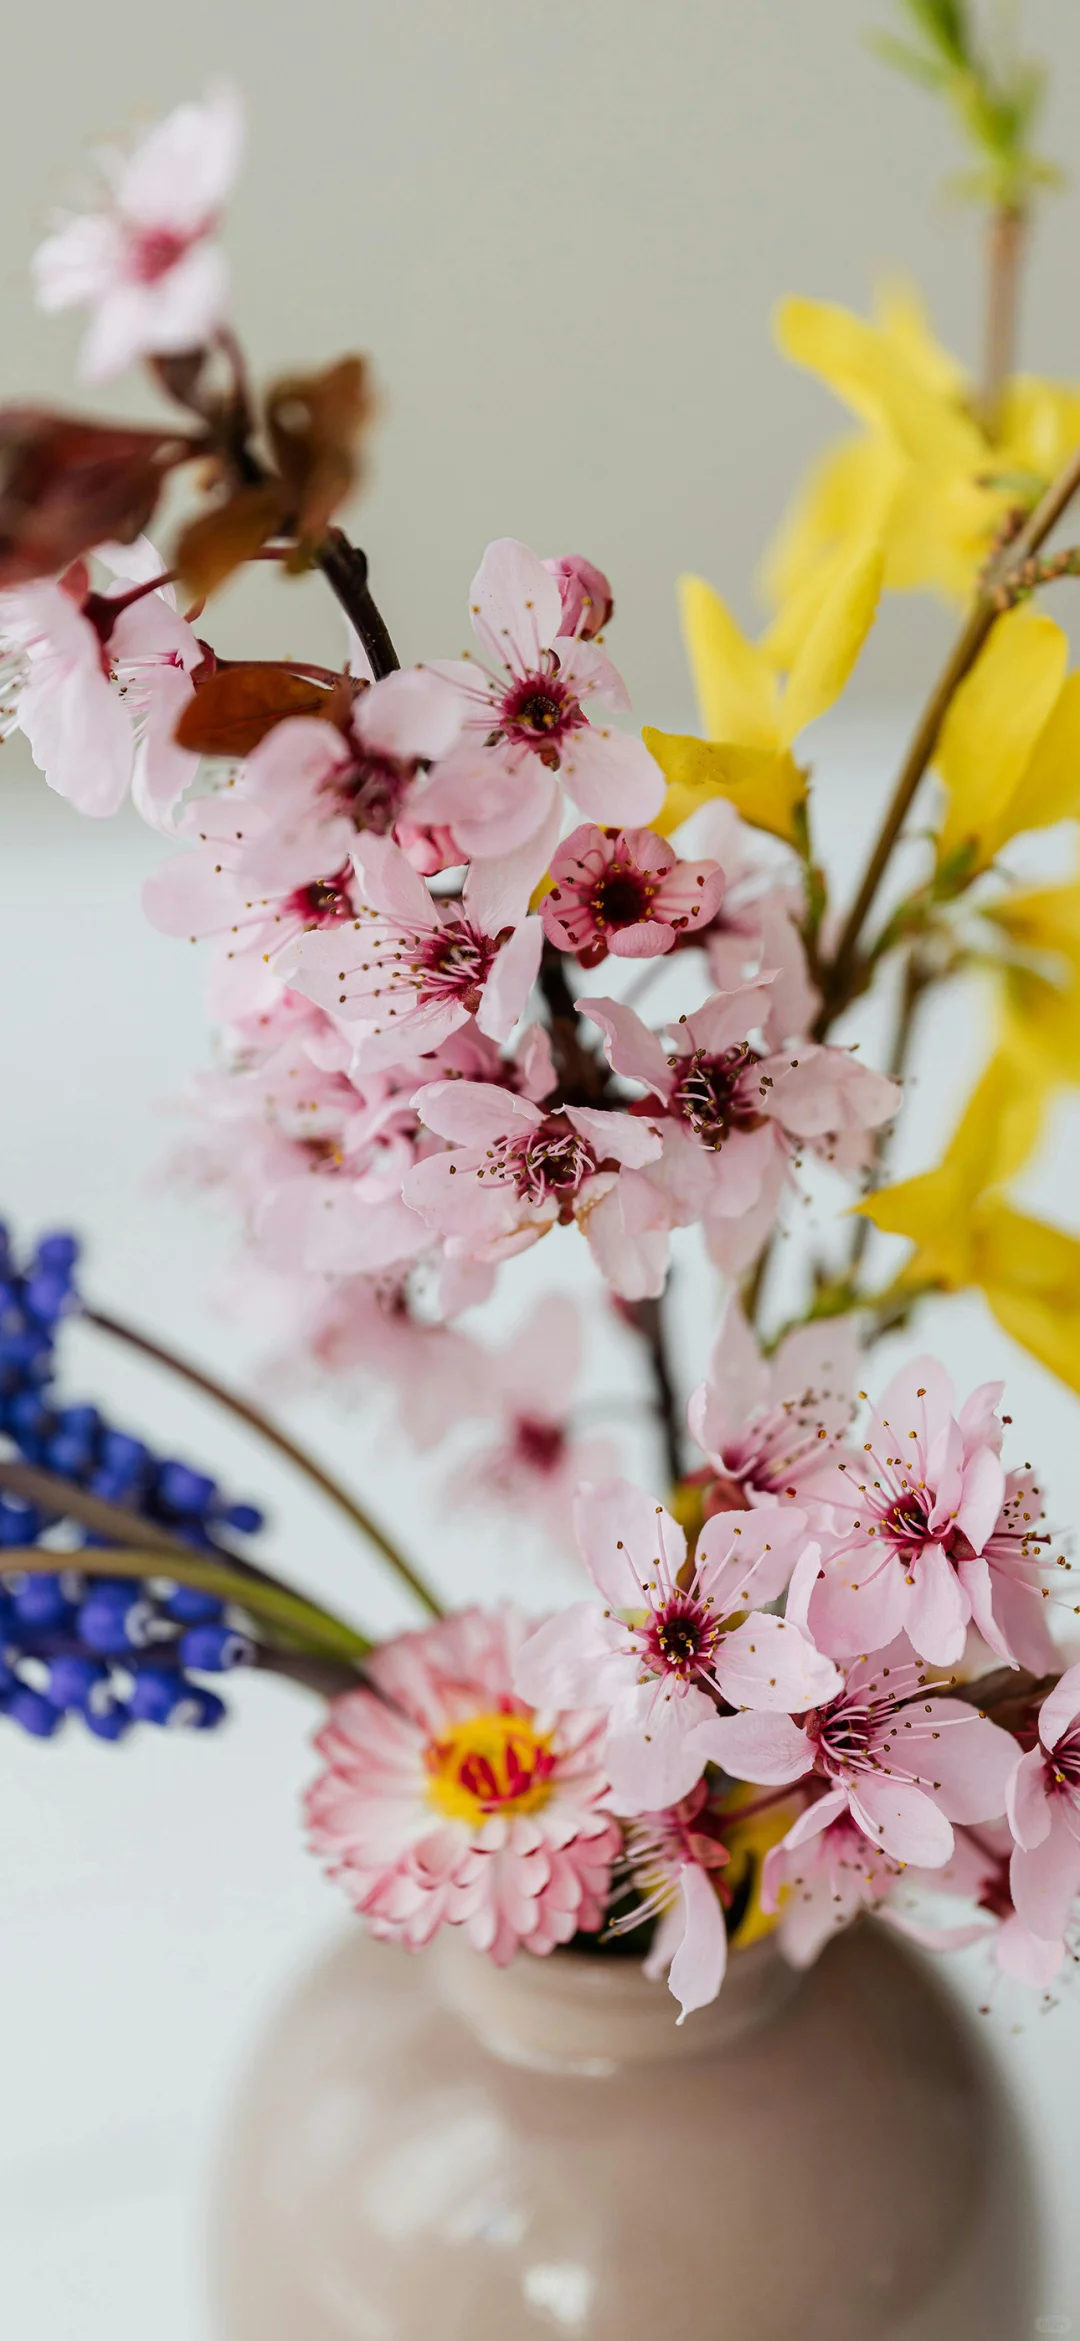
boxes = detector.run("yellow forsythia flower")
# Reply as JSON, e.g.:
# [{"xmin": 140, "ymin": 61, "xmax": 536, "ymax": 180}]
[
  {"xmin": 643, "ymin": 544, "xmax": 882, "ymax": 846},
  {"xmin": 934, "ymin": 609, "xmax": 1080, "ymax": 881},
  {"xmin": 985, "ymin": 879, "xmax": 1080, "ymax": 1085},
  {"xmin": 764, "ymin": 282, "xmax": 1080, "ymax": 632},
  {"xmin": 857, "ymin": 1053, "xmax": 1080, "ymax": 1395}
]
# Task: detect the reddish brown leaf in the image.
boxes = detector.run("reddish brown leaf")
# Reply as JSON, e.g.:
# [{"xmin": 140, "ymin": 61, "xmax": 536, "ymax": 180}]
[
  {"xmin": 174, "ymin": 661, "xmax": 339, "ymax": 756},
  {"xmin": 0, "ymin": 409, "xmax": 194, "ymax": 589},
  {"xmin": 266, "ymin": 357, "xmax": 374, "ymax": 541},
  {"xmin": 175, "ymin": 482, "xmax": 288, "ymax": 599}
]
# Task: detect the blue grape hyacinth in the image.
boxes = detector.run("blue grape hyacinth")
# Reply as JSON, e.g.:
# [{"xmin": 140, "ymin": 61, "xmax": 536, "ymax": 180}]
[{"xmin": 0, "ymin": 1223, "xmax": 266, "ymax": 1740}]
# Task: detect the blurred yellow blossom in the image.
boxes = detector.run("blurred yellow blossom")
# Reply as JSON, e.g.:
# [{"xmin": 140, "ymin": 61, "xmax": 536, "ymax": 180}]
[
  {"xmin": 643, "ymin": 543, "xmax": 882, "ymax": 846},
  {"xmin": 764, "ymin": 283, "xmax": 1080, "ymax": 636},
  {"xmin": 984, "ymin": 877, "xmax": 1080, "ymax": 1085},
  {"xmin": 856, "ymin": 1051, "xmax": 1080, "ymax": 1393},
  {"xmin": 933, "ymin": 608, "xmax": 1080, "ymax": 880}
]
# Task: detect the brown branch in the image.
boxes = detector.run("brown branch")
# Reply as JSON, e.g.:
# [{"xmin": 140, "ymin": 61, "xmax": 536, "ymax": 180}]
[
  {"xmin": 626, "ymin": 1291, "xmax": 683, "ymax": 1490},
  {"xmin": 538, "ymin": 944, "xmax": 611, "ymax": 1103},
  {"xmin": 317, "ymin": 528, "xmax": 400, "ymax": 679}
]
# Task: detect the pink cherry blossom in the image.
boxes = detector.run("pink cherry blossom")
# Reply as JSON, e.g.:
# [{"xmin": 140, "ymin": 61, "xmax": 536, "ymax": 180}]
[
  {"xmin": 540, "ymin": 824, "xmax": 726, "ymax": 966},
  {"xmin": 792, "ymin": 1357, "xmax": 1057, "ymax": 1669},
  {"xmin": 514, "ymin": 1478, "xmax": 839, "ymax": 1812},
  {"xmin": 686, "ymin": 1294, "xmax": 857, "ymax": 1516},
  {"xmin": 277, "ymin": 831, "xmax": 542, "ymax": 1069},
  {"xmin": 706, "ymin": 1640, "xmax": 1018, "ymax": 1867},
  {"xmin": 32, "ymin": 86, "xmax": 243, "ymax": 381},
  {"xmin": 306, "ymin": 1606, "xmax": 620, "ymax": 1964},
  {"xmin": 610, "ymin": 1783, "xmax": 733, "ymax": 2019},
  {"xmin": 232, "ymin": 668, "xmax": 465, "ymax": 894},
  {"xmin": 143, "ymin": 789, "xmax": 361, "ymax": 1023},
  {"xmin": 1007, "ymin": 1664, "xmax": 1080, "ymax": 1945},
  {"xmin": 403, "ymin": 1080, "xmax": 670, "ymax": 1300},
  {"xmin": 761, "ymin": 1806, "xmax": 905, "ymax": 1968},
  {"xmin": 0, "ymin": 551, "xmax": 202, "ymax": 821},
  {"xmin": 578, "ymin": 985, "xmax": 900, "ymax": 1274},
  {"xmin": 541, "ymin": 554, "xmax": 614, "ymax": 641},
  {"xmin": 446, "ymin": 1296, "xmax": 616, "ymax": 1547},
  {"xmin": 411, "ymin": 539, "xmax": 663, "ymax": 875}
]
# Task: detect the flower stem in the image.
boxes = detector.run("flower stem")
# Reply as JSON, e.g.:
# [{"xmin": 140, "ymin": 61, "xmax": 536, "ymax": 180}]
[
  {"xmin": 81, "ymin": 1305, "xmax": 442, "ymax": 1618},
  {"xmin": 981, "ymin": 204, "xmax": 1027, "ymax": 436},
  {"xmin": 817, "ymin": 438, "xmax": 1080, "ymax": 1033},
  {"xmin": 316, "ymin": 528, "xmax": 400, "ymax": 678},
  {"xmin": 847, "ymin": 950, "xmax": 930, "ymax": 1280},
  {"xmin": 626, "ymin": 1290, "xmax": 683, "ymax": 1489},
  {"xmin": 0, "ymin": 1545, "xmax": 372, "ymax": 1665}
]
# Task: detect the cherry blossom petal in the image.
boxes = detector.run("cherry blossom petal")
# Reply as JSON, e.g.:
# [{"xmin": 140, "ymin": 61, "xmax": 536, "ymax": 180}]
[
  {"xmin": 580, "ymin": 1172, "xmax": 670, "ymax": 1301},
  {"xmin": 355, "ymin": 666, "xmax": 466, "ymax": 762},
  {"xmin": 664, "ymin": 1863, "xmax": 729, "ymax": 2021},
  {"xmin": 712, "ymin": 1611, "xmax": 842, "ymax": 1711},
  {"xmin": 564, "ymin": 1104, "xmax": 663, "ymax": 1168},
  {"xmin": 695, "ymin": 1708, "xmax": 811, "ymax": 1785},
  {"xmin": 605, "ymin": 1682, "xmax": 718, "ymax": 1811},
  {"xmin": 1007, "ymin": 1747, "xmax": 1053, "ymax": 1850},
  {"xmin": 902, "ymin": 1541, "xmax": 970, "ymax": 1665},
  {"xmin": 469, "ymin": 538, "xmax": 563, "ymax": 671},
  {"xmin": 513, "ymin": 1603, "xmax": 629, "ymax": 1711},
  {"xmin": 1036, "ymin": 1662, "xmax": 1080, "ymax": 1753},
  {"xmin": 1010, "ymin": 1803, "xmax": 1080, "ymax": 1940},
  {"xmin": 575, "ymin": 994, "xmax": 673, "ymax": 1096},
  {"xmin": 572, "ymin": 1477, "xmax": 686, "ymax": 1609},
  {"xmin": 476, "ymin": 916, "xmax": 543, "ymax": 1041},
  {"xmin": 558, "ymin": 721, "xmax": 665, "ymax": 826},
  {"xmin": 848, "ymin": 1776, "xmax": 954, "ymax": 1866},
  {"xmin": 410, "ymin": 1080, "xmax": 542, "ymax": 1146}
]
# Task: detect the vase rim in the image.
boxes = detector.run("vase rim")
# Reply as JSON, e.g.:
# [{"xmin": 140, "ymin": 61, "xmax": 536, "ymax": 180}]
[{"xmin": 431, "ymin": 1926, "xmax": 799, "ymax": 2073}]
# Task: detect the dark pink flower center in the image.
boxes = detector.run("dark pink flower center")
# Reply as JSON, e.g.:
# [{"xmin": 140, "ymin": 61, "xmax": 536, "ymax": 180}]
[
  {"xmin": 638, "ymin": 1593, "xmax": 721, "ymax": 1683},
  {"xmin": 497, "ymin": 660, "xmax": 586, "ymax": 765},
  {"xmin": 129, "ymin": 223, "xmax": 199, "ymax": 284},
  {"xmin": 592, "ymin": 862, "xmax": 658, "ymax": 930},
  {"xmin": 1049, "ymin": 1726, "xmax": 1080, "ymax": 1795},
  {"xmin": 513, "ymin": 1416, "xmax": 566, "ymax": 1474},
  {"xmin": 285, "ymin": 869, "xmax": 355, "ymax": 929},
  {"xmin": 672, "ymin": 1043, "xmax": 766, "ymax": 1149},
  {"xmin": 412, "ymin": 921, "xmax": 498, "ymax": 1014},
  {"xmin": 476, "ymin": 1112, "xmax": 599, "ymax": 1211}
]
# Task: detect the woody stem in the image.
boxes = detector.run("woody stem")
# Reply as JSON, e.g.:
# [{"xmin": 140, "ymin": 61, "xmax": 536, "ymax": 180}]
[{"xmin": 316, "ymin": 528, "xmax": 401, "ymax": 678}]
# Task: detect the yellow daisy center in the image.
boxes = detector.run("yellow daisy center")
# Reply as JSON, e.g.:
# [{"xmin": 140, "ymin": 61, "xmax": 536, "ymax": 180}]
[{"xmin": 425, "ymin": 1708, "xmax": 556, "ymax": 1824}]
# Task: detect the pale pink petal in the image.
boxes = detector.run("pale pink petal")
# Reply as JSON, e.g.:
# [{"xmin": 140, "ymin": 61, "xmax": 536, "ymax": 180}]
[
  {"xmin": 760, "ymin": 1046, "xmax": 900, "ymax": 1137},
  {"xmin": 512, "ymin": 1603, "xmax": 629, "ymax": 1710},
  {"xmin": 605, "ymin": 1683, "xmax": 717, "ymax": 1811},
  {"xmin": 581, "ymin": 1173, "xmax": 670, "ymax": 1300},
  {"xmin": 694, "ymin": 1708, "xmax": 811, "ymax": 1785},
  {"xmin": 1036, "ymin": 1663, "xmax": 1080, "ymax": 1753},
  {"xmin": 410, "ymin": 1079, "xmax": 541, "ymax": 1146},
  {"xmin": 910, "ymin": 1702, "xmax": 1018, "ymax": 1823},
  {"xmin": 1007, "ymin": 1747, "xmax": 1053, "ymax": 1850},
  {"xmin": 713, "ymin": 1612, "xmax": 842, "ymax": 1712},
  {"xmin": 903, "ymin": 1542, "xmax": 969, "ymax": 1665},
  {"xmin": 468, "ymin": 538, "xmax": 564, "ymax": 671},
  {"xmin": 954, "ymin": 1444, "xmax": 1007, "ymax": 1555},
  {"xmin": 558, "ymin": 722, "xmax": 665, "ymax": 826},
  {"xmin": 695, "ymin": 1508, "xmax": 810, "ymax": 1610},
  {"xmin": 351, "ymin": 832, "xmax": 440, "ymax": 926},
  {"xmin": 682, "ymin": 983, "xmax": 772, "ymax": 1059},
  {"xmin": 666, "ymin": 1863, "xmax": 728, "ymax": 2021},
  {"xmin": 574, "ymin": 994, "xmax": 672, "ymax": 1095},
  {"xmin": 848, "ymin": 1776, "xmax": 953, "ymax": 1866},
  {"xmin": 995, "ymin": 1912, "xmax": 1065, "ymax": 1986},
  {"xmin": 687, "ymin": 1295, "xmax": 770, "ymax": 1460},
  {"xmin": 476, "ymin": 915, "xmax": 543, "ymax": 1042},
  {"xmin": 1010, "ymin": 1803, "xmax": 1080, "ymax": 1940},
  {"xmin": 355, "ymin": 666, "xmax": 466, "ymax": 761},
  {"xmin": 565, "ymin": 1104, "xmax": 663, "ymax": 1168},
  {"xmin": 572, "ymin": 1477, "xmax": 686, "ymax": 1608}
]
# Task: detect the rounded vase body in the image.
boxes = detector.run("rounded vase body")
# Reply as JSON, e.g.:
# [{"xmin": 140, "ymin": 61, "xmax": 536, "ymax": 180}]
[{"xmin": 214, "ymin": 1921, "xmax": 1037, "ymax": 2340}]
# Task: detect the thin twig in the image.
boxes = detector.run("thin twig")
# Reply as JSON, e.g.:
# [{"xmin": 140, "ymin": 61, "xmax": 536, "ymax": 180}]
[
  {"xmin": 81, "ymin": 1305, "xmax": 441, "ymax": 1618},
  {"xmin": 848, "ymin": 952, "xmax": 929, "ymax": 1282},
  {"xmin": 627, "ymin": 1291, "xmax": 683, "ymax": 1488},
  {"xmin": 317, "ymin": 528, "xmax": 400, "ymax": 679},
  {"xmin": 538, "ymin": 945, "xmax": 611, "ymax": 1102},
  {"xmin": 981, "ymin": 204, "xmax": 1027, "ymax": 434}
]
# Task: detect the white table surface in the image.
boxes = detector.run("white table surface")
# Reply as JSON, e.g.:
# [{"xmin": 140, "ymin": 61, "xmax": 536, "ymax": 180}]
[{"xmin": 2, "ymin": 714, "xmax": 1079, "ymax": 2338}]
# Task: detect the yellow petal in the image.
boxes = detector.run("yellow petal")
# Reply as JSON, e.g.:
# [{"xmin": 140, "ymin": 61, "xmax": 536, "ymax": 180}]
[
  {"xmin": 987, "ymin": 878, "xmax": 1080, "ymax": 966},
  {"xmin": 996, "ymin": 673, "xmax": 1080, "ymax": 851},
  {"xmin": 678, "ymin": 575, "xmax": 779, "ymax": 749},
  {"xmin": 998, "ymin": 966, "xmax": 1080, "ymax": 1085},
  {"xmin": 873, "ymin": 278, "xmax": 968, "ymax": 404},
  {"xmin": 998, "ymin": 376, "xmax": 1080, "ymax": 488},
  {"xmin": 643, "ymin": 730, "xmax": 806, "ymax": 847},
  {"xmin": 855, "ymin": 1051, "xmax": 1048, "ymax": 1285},
  {"xmin": 774, "ymin": 296, "xmax": 984, "ymax": 472},
  {"xmin": 974, "ymin": 1200, "xmax": 1080, "ymax": 1397},
  {"xmin": 761, "ymin": 437, "xmax": 898, "ymax": 639},
  {"xmin": 779, "ymin": 544, "xmax": 883, "ymax": 744},
  {"xmin": 935, "ymin": 609, "xmax": 1069, "ymax": 875}
]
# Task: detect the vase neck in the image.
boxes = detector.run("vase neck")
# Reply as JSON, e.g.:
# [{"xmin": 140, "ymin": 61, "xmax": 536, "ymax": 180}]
[{"xmin": 432, "ymin": 1932, "xmax": 799, "ymax": 2075}]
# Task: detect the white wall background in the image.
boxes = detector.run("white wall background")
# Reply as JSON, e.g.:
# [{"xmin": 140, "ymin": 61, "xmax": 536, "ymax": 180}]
[{"xmin": 1, "ymin": 1, "xmax": 1080, "ymax": 709}]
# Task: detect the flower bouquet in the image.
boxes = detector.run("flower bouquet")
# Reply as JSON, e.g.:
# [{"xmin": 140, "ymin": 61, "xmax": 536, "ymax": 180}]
[{"xmin": 5, "ymin": 0, "xmax": 1080, "ymax": 2100}]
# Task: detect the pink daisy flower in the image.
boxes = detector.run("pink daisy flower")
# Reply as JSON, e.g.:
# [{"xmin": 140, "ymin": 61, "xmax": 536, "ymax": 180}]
[
  {"xmin": 686, "ymin": 1294, "xmax": 857, "ymax": 1517},
  {"xmin": 32, "ymin": 86, "xmax": 244, "ymax": 382},
  {"xmin": 515, "ymin": 1478, "xmax": 839, "ymax": 1812},
  {"xmin": 707, "ymin": 1639, "xmax": 1018, "ymax": 1868},
  {"xmin": 306, "ymin": 1607, "xmax": 620, "ymax": 1964},
  {"xmin": 540, "ymin": 823, "xmax": 726, "ymax": 966},
  {"xmin": 411, "ymin": 539, "xmax": 663, "ymax": 873},
  {"xmin": 795, "ymin": 1356, "xmax": 1057, "ymax": 1669},
  {"xmin": 277, "ymin": 830, "xmax": 542, "ymax": 1070}
]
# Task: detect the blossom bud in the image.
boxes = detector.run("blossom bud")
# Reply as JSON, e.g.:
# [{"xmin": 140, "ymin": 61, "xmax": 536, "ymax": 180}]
[{"xmin": 542, "ymin": 554, "xmax": 614, "ymax": 640}]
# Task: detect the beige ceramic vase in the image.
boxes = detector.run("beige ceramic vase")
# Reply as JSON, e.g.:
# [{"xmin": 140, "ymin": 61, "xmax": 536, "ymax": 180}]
[{"xmin": 214, "ymin": 1920, "xmax": 1037, "ymax": 2340}]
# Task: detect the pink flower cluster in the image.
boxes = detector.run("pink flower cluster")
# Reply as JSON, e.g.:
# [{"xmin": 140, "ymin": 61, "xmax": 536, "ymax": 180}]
[{"xmin": 308, "ymin": 1325, "xmax": 1078, "ymax": 2017}]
